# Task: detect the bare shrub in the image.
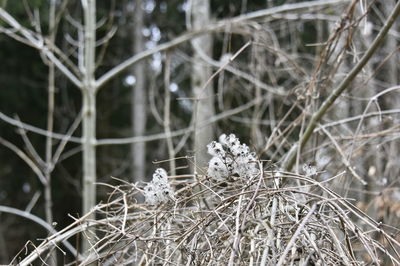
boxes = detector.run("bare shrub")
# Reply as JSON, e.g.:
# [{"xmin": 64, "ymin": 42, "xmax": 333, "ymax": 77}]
[{"xmin": 16, "ymin": 136, "xmax": 400, "ymax": 265}]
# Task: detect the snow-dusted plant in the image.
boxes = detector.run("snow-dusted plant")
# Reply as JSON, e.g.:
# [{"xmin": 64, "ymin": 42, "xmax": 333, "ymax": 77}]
[
  {"xmin": 144, "ymin": 168, "xmax": 174, "ymax": 205},
  {"xmin": 207, "ymin": 134, "xmax": 258, "ymax": 180}
]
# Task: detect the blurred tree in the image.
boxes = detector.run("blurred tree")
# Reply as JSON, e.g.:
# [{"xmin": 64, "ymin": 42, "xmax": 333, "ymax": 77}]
[
  {"xmin": 190, "ymin": 0, "xmax": 215, "ymax": 170},
  {"xmin": 131, "ymin": 0, "xmax": 147, "ymax": 183}
]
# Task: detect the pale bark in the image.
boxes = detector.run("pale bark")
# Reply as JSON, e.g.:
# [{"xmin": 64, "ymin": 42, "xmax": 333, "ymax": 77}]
[
  {"xmin": 191, "ymin": 0, "xmax": 215, "ymax": 169},
  {"xmin": 81, "ymin": 0, "xmax": 97, "ymax": 254},
  {"xmin": 131, "ymin": 0, "xmax": 146, "ymax": 182}
]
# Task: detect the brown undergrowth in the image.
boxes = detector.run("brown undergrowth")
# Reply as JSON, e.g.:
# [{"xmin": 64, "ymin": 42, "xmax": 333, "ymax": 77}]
[{"xmin": 15, "ymin": 163, "xmax": 400, "ymax": 265}]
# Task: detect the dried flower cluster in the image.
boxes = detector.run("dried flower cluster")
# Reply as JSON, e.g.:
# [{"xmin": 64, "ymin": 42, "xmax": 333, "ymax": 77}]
[
  {"xmin": 302, "ymin": 163, "xmax": 317, "ymax": 177},
  {"xmin": 144, "ymin": 168, "xmax": 174, "ymax": 205},
  {"xmin": 207, "ymin": 133, "xmax": 258, "ymax": 180}
]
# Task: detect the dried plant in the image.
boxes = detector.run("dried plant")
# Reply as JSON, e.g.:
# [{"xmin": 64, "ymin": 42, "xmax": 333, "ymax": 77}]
[{"xmin": 15, "ymin": 135, "xmax": 400, "ymax": 265}]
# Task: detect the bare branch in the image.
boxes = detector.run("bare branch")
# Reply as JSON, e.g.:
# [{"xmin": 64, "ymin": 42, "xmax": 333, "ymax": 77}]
[
  {"xmin": 0, "ymin": 8, "xmax": 83, "ymax": 88},
  {"xmin": 95, "ymin": 0, "xmax": 349, "ymax": 90},
  {"xmin": 283, "ymin": 0, "xmax": 400, "ymax": 171},
  {"xmin": 96, "ymin": 96, "xmax": 265, "ymax": 146},
  {"xmin": 0, "ymin": 111, "xmax": 82, "ymax": 143},
  {"xmin": 0, "ymin": 137, "xmax": 47, "ymax": 185},
  {"xmin": 0, "ymin": 205, "xmax": 80, "ymax": 259}
]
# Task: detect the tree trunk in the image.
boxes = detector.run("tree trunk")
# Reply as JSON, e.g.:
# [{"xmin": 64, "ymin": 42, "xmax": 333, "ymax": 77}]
[
  {"xmin": 131, "ymin": 0, "xmax": 147, "ymax": 183},
  {"xmin": 191, "ymin": 0, "xmax": 215, "ymax": 170},
  {"xmin": 44, "ymin": 1, "xmax": 56, "ymax": 264},
  {"xmin": 383, "ymin": 0, "xmax": 399, "ymax": 182},
  {"xmin": 82, "ymin": 0, "xmax": 97, "ymax": 252}
]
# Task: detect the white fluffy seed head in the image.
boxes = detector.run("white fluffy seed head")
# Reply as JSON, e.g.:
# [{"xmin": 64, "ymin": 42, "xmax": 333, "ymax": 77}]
[
  {"xmin": 152, "ymin": 168, "xmax": 168, "ymax": 185},
  {"xmin": 207, "ymin": 141, "xmax": 225, "ymax": 157},
  {"xmin": 303, "ymin": 164, "xmax": 317, "ymax": 177},
  {"xmin": 144, "ymin": 168, "xmax": 174, "ymax": 205},
  {"xmin": 207, "ymin": 157, "xmax": 229, "ymax": 180},
  {"xmin": 206, "ymin": 134, "xmax": 259, "ymax": 180}
]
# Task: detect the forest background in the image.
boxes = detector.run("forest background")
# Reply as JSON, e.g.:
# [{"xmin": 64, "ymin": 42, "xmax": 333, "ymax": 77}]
[{"xmin": 0, "ymin": 0, "xmax": 400, "ymax": 264}]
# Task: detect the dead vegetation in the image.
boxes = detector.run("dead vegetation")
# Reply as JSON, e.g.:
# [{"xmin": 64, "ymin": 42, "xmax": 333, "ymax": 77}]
[{"xmin": 14, "ymin": 164, "xmax": 400, "ymax": 265}]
